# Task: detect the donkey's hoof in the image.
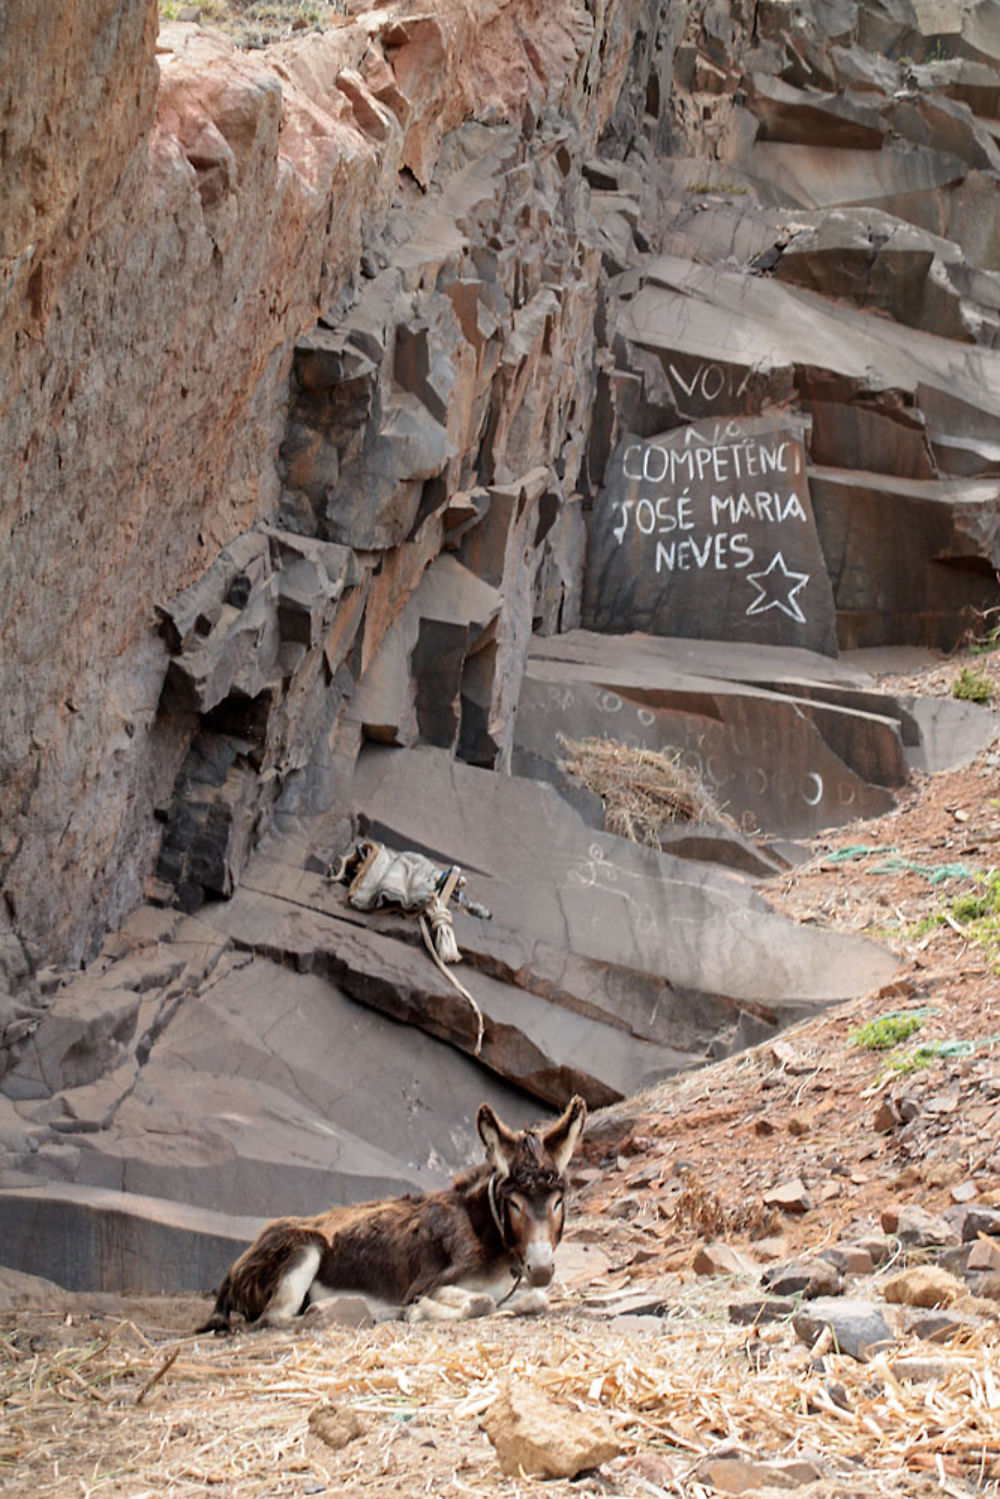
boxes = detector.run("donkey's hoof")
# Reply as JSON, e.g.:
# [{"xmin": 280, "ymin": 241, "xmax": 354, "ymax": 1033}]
[
  {"xmin": 465, "ymin": 1293, "xmax": 497, "ymax": 1319},
  {"xmin": 508, "ymin": 1287, "xmax": 549, "ymax": 1317}
]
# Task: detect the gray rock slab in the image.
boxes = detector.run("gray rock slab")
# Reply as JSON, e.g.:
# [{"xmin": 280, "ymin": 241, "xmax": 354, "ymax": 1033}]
[
  {"xmin": 807, "ymin": 465, "xmax": 1000, "ymax": 650},
  {"xmin": 887, "ymin": 91, "xmax": 1000, "ymax": 176},
  {"xmin": 747, "ymin": 72, "xmax": 888, "ymax": 150},
  {"xmin": 516, "ymin": 632, "xmax": 900, "ymax": 838},
  {"xmin": 51, "ymin": 953, "xmax": 563, "ymax": 1217},
  {"xmin": 900, "ymin": 695, "xmax": 1000, "ymax": 772},
  {"xmin": 772, "ymin": 206, "xmax": 985, "ymax": 340},
  {"xmin": 2, "ymin": 984, "xmax": 142, "ymax": 1103},
  {"xmin": 351, "ymin": 553, "xmax": 501, "ymax": 749},
  {"xmin": 621, "ymin": 255, "xmax": 1000, "ymax": 434},
  {"xmin": 0, "ymin": 1180, "xmax": 267, "ymax": 1294},
  {"xmin": 250, "ymin": 840, "xmax": 781, "ymax": 1055},
  {"xmin": 582, "ymin": 417, "xmax": 839, "ymax": 656},
  {"xmin": 200, "ymin": 884, "xmax": 690, "ymax": 1108},
  {"xmin": 150, "ymin": 950, "xmax": 540, "ymax": 1174},
  {"xmin": 350, "ymin": 745, "xmax": 899, "ymax": 1011},
  {"xmin": 66, "ymin": 1059, "xmax": 438, "ymax": 1217},
  {"xmin": 806, "ymin": 394, "xmax": 940, "ymax": 481},
  {"xmin": 530, "ymin": 631, "xmax": 993, "ymax": 782},
  {"xmin": 651, "ymin": 825, "xmax": 787, "ymax": 879},
  {"xmin": 733, "ymin": 683, "xmax": 911, "ymax": 786},
  {"xmin": 24, "ymin": 1060, "xmax": 140, "ymax": 1134},
  {"xmin": 532, "ymin": 629, "xmax": 878, "ymax": 687},
  {"xmin": 914, "ymin": 57, "xmax": 1000, "ymax": 117},
  {"xmin": 749, "ymin": 137, "xmax": 968, "ymax": 216},
  {"xmin": 0, "ymin": 939, "xmax": 576, "ymax": 1235}
]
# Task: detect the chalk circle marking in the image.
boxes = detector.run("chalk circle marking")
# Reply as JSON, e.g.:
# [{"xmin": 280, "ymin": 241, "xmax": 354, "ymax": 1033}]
[{"xmin": 803, "ymin": 772, "xmax": 824, "ymax": 807}]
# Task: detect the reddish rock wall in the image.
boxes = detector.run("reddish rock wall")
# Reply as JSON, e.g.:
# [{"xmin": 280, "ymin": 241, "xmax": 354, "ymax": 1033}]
[{"xmin": 0, "ymin": 0, "xmax": 670, "ymax": 970}]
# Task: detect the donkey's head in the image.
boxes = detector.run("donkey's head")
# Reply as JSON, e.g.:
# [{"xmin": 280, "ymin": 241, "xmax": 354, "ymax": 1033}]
[{"xmin": 477, "ymin": 1094, "xmax": 587, "ymax": 1288}]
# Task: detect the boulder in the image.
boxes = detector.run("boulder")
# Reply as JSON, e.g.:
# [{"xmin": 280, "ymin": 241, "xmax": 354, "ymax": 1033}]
[
  {"xmin": 762, "ymin": 1256, "xmax": 843, "ymax": 1297},
  {"xmin": 482, "ymin": 1382, "xmax": 622, "ymax": 1479},
  {"xmin": 820, "ymin": 1244, "xmax": 875, "ymax": 1277},
  {"xmin": 693, "ymin": 1242, "xmax": 759, "ymax": 1276},
  {"xmin": 794, "ymin": 1297, "xmax": 895, "ymax": 1361},
  {"xmin": 883, "ymin": 1203, "xmax": 962, "ymax": 1248},
  {"xmin": 763, "ymin": 1179, "xmax": 813, "ymax": 1215},
  {"xmin": 962, "ymin": 1206, "xmax": 1000, "ymax": 1240}
]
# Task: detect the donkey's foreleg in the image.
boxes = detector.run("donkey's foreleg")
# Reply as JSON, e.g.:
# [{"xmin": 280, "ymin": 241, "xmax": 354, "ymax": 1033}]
[
  {"xmin": 403, "ymin": 1285, "xmax": 498, "ymax": 1323},
  {"xmin": 253, "ymin": 1244, "xmax": 322, "ymax": 1328}
]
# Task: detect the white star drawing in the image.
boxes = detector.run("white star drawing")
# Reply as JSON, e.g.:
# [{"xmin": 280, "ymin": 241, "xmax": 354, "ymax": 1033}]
[{"xmin": 744, "ymin": 551, "xmax": 810, "ymax": 624}]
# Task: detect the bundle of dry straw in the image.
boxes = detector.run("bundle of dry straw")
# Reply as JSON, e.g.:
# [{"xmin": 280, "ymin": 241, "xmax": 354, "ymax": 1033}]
[{"xmin": 558, "ymin": 735, "xmax": 733, "ymax": 849}]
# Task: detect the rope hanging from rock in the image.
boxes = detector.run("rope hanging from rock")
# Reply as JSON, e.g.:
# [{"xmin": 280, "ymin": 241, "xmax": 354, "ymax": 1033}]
[
  {"xmin": 327, "ymin": 839, "xmax": 487, "ymax": 1055},
  {"xmin": 418, "ymin": 906, "xmax": 485, "ymax": 1056}
]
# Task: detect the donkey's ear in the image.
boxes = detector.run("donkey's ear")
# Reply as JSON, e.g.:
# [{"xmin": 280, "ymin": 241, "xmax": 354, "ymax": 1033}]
[
  {"xmin": 542, "ymin": 1094, "xmax": 587, "ymax": 1173},
  {"xmin": 477, "ymin": 1103, "xmax": 517, "ymax": 1177}
]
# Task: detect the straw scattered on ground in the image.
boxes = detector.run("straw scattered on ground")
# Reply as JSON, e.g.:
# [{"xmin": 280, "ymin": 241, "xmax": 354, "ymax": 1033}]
[{"xmin": 2, "ymin": 1294, "xmax": 998, "ymax": 1498}]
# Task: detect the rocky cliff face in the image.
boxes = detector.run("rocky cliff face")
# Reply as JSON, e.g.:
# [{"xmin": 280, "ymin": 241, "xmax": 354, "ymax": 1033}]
[
  {"xmin": 2, "ymin": 0, "xmax": 1000, "ymax": 1289},
  {"xmin": 5, "ymin": 0, "xmax": 1000, "ymax": 974},
  {"xmin": 0, "ymin": 0, "xmax": 674, "ymax": 975}
]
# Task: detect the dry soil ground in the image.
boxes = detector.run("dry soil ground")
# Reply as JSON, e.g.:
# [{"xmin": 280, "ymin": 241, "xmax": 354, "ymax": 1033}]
[{"xmin": 2, "ymin": 647, "xmax": 999, "ymax": 1498}]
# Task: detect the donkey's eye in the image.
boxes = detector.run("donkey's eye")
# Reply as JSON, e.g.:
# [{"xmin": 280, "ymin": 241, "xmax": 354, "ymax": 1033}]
[{"xmin": 508, "ymin": 1196, "xmax": 525, "ymax": 1217}]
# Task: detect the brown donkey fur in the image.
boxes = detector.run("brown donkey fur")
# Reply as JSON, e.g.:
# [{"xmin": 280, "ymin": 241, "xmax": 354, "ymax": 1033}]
[{"xmin": 197, "ymin": 1095, "xmax": 587, "ymax": 1333}]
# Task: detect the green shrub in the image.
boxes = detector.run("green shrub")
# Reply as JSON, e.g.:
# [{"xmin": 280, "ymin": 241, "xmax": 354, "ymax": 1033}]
[
  {"xmin": 685, "ymin": 182, "xmax": 750, "ymax": 195},
  {"xmin": 849, "ymin": 1012, "xmax": 924, "ymax": 1050},
  {"xmin": 952, "ymin": 666, "xmax": 994, "ymax": 704}
]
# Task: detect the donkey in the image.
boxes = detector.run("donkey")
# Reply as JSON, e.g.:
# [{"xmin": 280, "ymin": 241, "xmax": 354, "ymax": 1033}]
[{"xmin": 197, "ymin": 1095, "xmax": 587, "ymax": 1333}]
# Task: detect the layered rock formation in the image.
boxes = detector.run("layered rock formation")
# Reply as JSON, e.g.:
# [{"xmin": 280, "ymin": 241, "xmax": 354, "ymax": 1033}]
[
  {"xmin": 1, "ymin": 0, "xmax": 672, "ymax": 974},
  {"xmin": 2, "ymin": 0, "xmax": 1000, "ymax": 1289}
]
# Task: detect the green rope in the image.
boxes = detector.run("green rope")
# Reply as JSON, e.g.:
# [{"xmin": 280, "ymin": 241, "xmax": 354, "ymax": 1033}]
[
  {"xmin": 825, "ymin": 845, "xmax": 974, "ymax": 884},
  {"xmin": 869, "ymin": 856, "xmax": 977, "ymax": 885},
  {"xmin": 826, "ymin": 844, "xmax": 892, "ymax": 863}
]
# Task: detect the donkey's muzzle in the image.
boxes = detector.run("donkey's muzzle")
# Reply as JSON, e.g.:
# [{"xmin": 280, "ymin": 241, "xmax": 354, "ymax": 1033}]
[{"xmin": 522, "ymin": 1243, "xmax": 555, "ymax": 1287}]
